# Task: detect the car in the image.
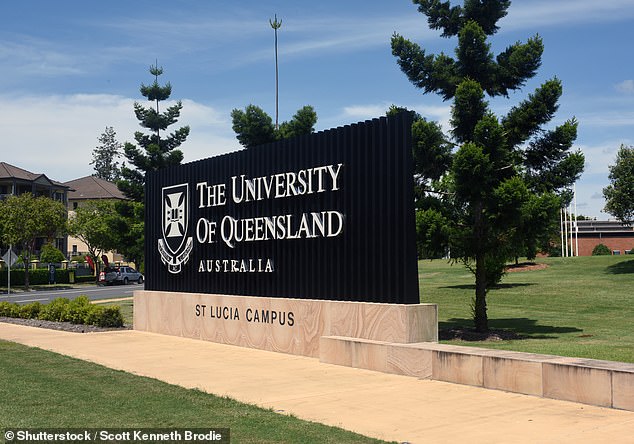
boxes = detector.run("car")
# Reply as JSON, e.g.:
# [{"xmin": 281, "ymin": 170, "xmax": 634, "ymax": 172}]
[{"xmin": 99, "ymin": 266, "xmax": 144, "ymax": 285}]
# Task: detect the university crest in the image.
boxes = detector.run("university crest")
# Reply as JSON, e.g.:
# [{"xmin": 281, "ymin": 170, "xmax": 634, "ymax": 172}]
[{"xmin": 158, "ymin": 183, "xmax": 194, "ymax": 273}]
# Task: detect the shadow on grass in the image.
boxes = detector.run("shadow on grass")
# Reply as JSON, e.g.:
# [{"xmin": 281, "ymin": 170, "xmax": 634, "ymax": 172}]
[
  {"xmin": 440, "ymin": 317, "xmax": 583, "ymax": 340},
  {"xmin": 440, "ymin": 283, "xmax": 535, "ymax": 290},
  {"xmin": 605, "ymin": 259, "xmax": 634, "ymax": 274}
]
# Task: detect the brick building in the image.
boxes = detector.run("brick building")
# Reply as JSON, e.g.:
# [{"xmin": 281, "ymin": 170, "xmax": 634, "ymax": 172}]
[{"xmin": 576, "ymin": 220, "xmax": 634, "ymax": 256}]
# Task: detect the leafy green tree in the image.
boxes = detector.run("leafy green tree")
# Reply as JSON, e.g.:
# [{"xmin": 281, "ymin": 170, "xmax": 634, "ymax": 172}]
[
  {"xmin": 0, "ymin": 194, "xmax": 67, "ymax": 289},
  {"xmin": 231, "ymin": 105, "xmax": 276, "ymax": 148},
  {"xmin": 603, "ymin": 145, "xmax": 634, "ymax": 225},
  {"xmin": 278, "ymin": 106, "xmax": 318, "ymax": 140},
  {"xmin": 392, "ymin": 0, "xmax": 584, "ymax": 331},
  {"xmin": 40, "ymin": 243, "xmax": 66, "ymax": 263},
  {"xmin": 106, "ymin": 201, "xmax": 145, "ymax": 271},
  {"xmin": 118, "ymin": 64, "xmax": 190, "ymax": 202},
  {"xmin": 67, "ymin": 200, "xmax": 118, "ymax": 278},
  {"xmin": 90, "ymin": 126, "xmax": 123, "ymax": 181},
  {"xmin": 231, "ymin": 104, "xmax": 317, "ymax": 148}
]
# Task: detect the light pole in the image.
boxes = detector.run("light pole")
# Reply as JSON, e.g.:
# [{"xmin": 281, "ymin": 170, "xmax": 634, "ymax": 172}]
[{"xmin": 269, "ymin": 14, "xmax": 282, "ymax": 130}]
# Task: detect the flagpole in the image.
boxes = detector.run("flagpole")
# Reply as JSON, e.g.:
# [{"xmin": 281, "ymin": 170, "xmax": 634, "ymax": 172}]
[
  {"xmin": 574, "ymin": 184, "xmax": 579, "ymax": 256},
  {"xmin": 560, "ymin": 208, "xmax": 564, "ymax": 257}
]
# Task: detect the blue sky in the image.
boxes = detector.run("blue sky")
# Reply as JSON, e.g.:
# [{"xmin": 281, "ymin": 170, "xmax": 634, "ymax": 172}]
[{"xmin": 1, "ymin": 0, "xmax": 633, "ymax": 218}]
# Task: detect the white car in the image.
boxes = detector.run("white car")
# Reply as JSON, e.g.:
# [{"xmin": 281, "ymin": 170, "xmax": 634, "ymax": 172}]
[{"xmin": 99, "ymin": 266, "xmax": 144, "ymax": 285}]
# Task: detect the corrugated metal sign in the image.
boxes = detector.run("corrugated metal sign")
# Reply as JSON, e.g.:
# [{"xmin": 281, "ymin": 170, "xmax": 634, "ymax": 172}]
[{"xmin": 145, "ymin": 113, "xmax": 419, "ymax": 304}]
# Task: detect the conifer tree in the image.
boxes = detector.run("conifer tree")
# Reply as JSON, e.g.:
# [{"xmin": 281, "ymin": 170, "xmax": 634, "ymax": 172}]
[
  {"xmin": 118, "ymin": 64, "xmax": 190, "ymax": 201},
  {"xmin": 90, "ymin": 126, "xmax": 122, "ymax": 181},
  {"xmin": 392, "ymin": 0, "xmax": 584, "ymax": 331}
]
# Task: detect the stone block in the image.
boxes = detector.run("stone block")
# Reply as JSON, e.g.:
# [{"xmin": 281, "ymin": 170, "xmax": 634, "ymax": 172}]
[
  {"xmin": 483, "ymin": 355, "xmax": 543, "ymax": 396},
  {"xmin": 613, "ymin": 370, "xmax": 634, "ymax": 411},
  {"xmin": 543, "ymin": 361, "xmax": 612, "ymax": 407},
  {"xmin": 432, "ymin": 349, "xmax": 483, "ymax": 387}
]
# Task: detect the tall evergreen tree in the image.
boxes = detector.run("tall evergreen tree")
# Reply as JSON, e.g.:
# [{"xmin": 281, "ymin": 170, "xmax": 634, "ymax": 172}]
[
  {"xmin": 118, "ymin": 64, "xmax": 190, "ymax": 201},
  {"xmin": 392, "ymin": 0, "xmax": 584, "ymax": 331},
  {"xmin": 90, "ymin": 126, "xmax": 122, "ymax": 181}
]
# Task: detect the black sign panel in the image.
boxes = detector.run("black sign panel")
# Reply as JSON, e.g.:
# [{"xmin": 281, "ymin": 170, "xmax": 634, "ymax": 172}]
[{"xmin": 145, "ymin": 113, "xmax": 419, "ymax": 304}]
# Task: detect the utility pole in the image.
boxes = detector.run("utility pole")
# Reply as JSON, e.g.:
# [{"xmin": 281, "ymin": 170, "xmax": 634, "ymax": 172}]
[{"xmin": 269, "ymin": 14, "xmax": 282, "ymax": 130}]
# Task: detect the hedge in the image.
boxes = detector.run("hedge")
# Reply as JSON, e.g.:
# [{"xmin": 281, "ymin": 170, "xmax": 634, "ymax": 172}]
[{"xmin": 0, "ymin": 269, "xmax": 72, "ymax": 286}]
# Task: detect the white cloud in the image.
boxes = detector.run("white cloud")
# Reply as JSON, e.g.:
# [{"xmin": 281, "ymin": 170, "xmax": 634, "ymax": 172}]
[
  {"xmin": 341, "ymin": 104, "xmax": 389, "ymax": 121},
  {"xmin": 501, "ymin": 0, "xmax": 634, "ymax": 30},
  {"xmin": 0, "ymin": 39, "xmax": 85, "ymax": 78},
  {"xmin": 578, "ymin": 111, "xmax": 634, "ymax": 128},
  {"xmin": 576, "ymin": 139, "xmax": 629, "ymax": 176},
  {"xmin": 616, "ymin": 80, "xmax": 634, "ymax": 93},
  {"xmin": 0, "ymin": 94, "xmax": 239, "ymax": 183},
  {"xmin": 331, "ymin": 102, "xmax": 451, "ymax": 129}
]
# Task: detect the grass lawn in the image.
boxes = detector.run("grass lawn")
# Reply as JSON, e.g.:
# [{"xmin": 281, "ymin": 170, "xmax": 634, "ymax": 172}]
[
  {"xmin": 0, "ymin": 340, "xmax": 391, "ymax": 444},
  {"xmin": 419, "ymin": 255, "xmax": 634, "ymax": 363}
]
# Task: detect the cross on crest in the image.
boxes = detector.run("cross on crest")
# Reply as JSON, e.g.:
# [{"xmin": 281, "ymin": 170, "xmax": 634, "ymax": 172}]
[
  {"xmin": 158, "ymin": 183, "xmax": 193, "ymax": 274},
  {"xmin": 164, "ymin": 192, "xmax": 186, "ymax": 238}
]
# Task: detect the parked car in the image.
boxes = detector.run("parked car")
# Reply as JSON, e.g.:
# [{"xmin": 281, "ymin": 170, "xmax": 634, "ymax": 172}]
[{"xmin": 99, "ymin": 266, "xmax": 144, "ymax": 285}]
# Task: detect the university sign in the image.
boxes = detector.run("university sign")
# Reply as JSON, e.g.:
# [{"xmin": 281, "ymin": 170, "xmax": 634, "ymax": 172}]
[{"xmin": 144, "ymin": 113, "xmax": 419, "ymax": 304}]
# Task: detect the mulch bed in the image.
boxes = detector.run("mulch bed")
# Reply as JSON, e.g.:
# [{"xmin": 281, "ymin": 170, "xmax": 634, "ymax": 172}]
[
  {"xmin": 439, "ymin": 327, "xmax": 526, "ymax": 341},
  {"xmin": 505, "ymin": 262, "xmax": 548, "ymax": 272},
  {"xmin": 0, "ymin": 317, "xmax": 131, "ymax": 333}
]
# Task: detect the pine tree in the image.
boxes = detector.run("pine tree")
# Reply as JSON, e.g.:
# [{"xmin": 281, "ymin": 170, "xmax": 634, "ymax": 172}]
[
  {"xmin": 392, "ymin": 0, "xmax": 584, "ymax": 331},
  {"xmin": 90, "ymin": 126, "xmax": 122, "ymax": 181},
  {"xmin": 118, "ymin": 64, "xmax": 190, "ymax": 201}
]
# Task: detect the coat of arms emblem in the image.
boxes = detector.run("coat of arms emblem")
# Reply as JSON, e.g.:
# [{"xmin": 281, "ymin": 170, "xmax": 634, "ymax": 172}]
[{"xmin": 158, "ymin": 183, "xmax": 194, "ymax": 273}]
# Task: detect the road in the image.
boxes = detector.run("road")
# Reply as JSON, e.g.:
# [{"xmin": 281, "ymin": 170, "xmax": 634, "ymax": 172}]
[{"xmin": 0, "ymin": 283, "xmax": 142, "ymax": 304}]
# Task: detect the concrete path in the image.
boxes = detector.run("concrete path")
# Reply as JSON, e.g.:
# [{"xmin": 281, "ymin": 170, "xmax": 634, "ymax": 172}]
[{"xmin": 2, "ymin": 323, "xmax": 634, "ymax": 444}]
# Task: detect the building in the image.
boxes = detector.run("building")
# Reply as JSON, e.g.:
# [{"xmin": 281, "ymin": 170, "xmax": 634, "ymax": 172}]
[
  {"xmin": 576, "ymin": 220, "xmax": 634, "ymax": 256},
  {"xmin": 0, "ymin": 162, "xmax": 70, "ymax": 254},
  {"xmin": 63, "ymin": 175, "xmax": 127, "ymax": 262}
]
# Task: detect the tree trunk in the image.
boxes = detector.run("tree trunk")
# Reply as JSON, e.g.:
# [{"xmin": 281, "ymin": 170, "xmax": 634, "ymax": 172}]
[
  {"xmin": 473, "ymin": 201, "xmax": 488, "ymax": 332},
  {"xmin": 474, "ymin": 253, "xmax": 488, "ymax": 332},
  {"xmin": 23, "ymin": 251, "xmax": 31, "ymax": 291}
]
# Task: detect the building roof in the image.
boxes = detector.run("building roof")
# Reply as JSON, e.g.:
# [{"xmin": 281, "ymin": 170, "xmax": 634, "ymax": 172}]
[
  {"xmin": 64, "ymin": 175, "xmax": 127, "ymax": 201},
  {"xmin": 0, "ymin": 161, "xmax": 69, "ymax": 188},
  {"xmin": 577, "ymin": 220, "xmax": 634, "ymax": 234}
]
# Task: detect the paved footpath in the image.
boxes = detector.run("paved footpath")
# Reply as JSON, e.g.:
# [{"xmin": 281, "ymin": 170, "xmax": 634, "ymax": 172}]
[{"xmin": 2, "ymin": 324, "xmax": 634, "ymax": 444}]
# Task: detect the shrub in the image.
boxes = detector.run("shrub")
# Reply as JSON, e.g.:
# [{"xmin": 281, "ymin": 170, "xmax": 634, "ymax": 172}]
[
  {"xmin": 592, "ymin": 244, "xmax": 612, "ymax": 256},
  {"xmin": 84, "ymin": 305, "xmax": 124, "ymax": 328},
  {"xmin": 38, "ymin": 298, "xmax": 70, "ymax": 322},
  {"xmin": 0, "ymin": 301, "xmax": 20, "ymax": 318},
  {"xmin": 66, "ymin": 296, "xmax": 91, "ymax": 324},
  {"xmin": 19, "ymin": 302, "xmax": 42, "ymax": 319},
  {"xmin": 1, "ymin": 296, "xmax": 124, "ymax": 328}
]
